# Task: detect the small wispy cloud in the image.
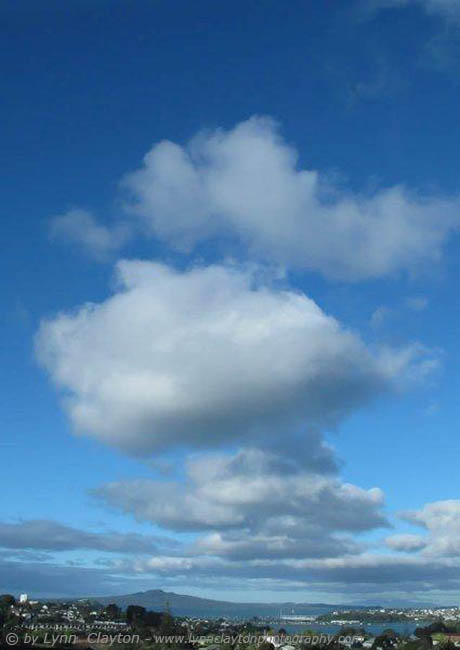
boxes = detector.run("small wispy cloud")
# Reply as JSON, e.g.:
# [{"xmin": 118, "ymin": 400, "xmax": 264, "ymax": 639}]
[
  {"xmin": 371, "ymin": 305, "xmax": 392, "ymax": 328},
  {"xmin": 365, "ymin": 0, "xmax": 460, "ymax": 22},
  {"xmin": 424, "ymin": 401, "xmax": 439, "ymax": 416},
  {"xmin": 49, "ymin": 208, "xmax": 131, "ymax": 261},
  {"xmin": 405, "ymin": 296, "xmax": 429, "ymax": 311}
]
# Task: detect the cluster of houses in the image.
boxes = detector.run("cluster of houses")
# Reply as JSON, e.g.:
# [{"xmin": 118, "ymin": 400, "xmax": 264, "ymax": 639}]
[
  {"xmin": 5, "ymin": 595, "xmax": 128, "ymax": 632},
  {"xmin": 6, "ymin": 596, "xmax": 460, "ymax": 650}
]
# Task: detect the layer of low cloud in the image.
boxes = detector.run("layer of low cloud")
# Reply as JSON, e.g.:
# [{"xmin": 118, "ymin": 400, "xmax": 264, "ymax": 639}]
[
  {"xmin": 3, "ymin": 551, "xmax": 460, "ymax": 603},
  {"xmin": 49, "ymin": 209, "xmax": 130, "ymax": 260},
  {"xmin": 0, "ymin": 519, "xmax": 175, "ymax": 554},
  {"xmin": 0, "ymin": 557, "xmax": 146, "ymax": 599},
  {"xmin": 385, "ymin": 533, "xmax": 427, "ymax": 552},
  {"xmin": 122, "ymin": 116, "xmax": 459, "ymax": 281},
  {"xmin": 6, "ymin": 498, "xmax": 460, "ymax": 599},
  {"xmin": 36, "ymin": 261, "xmax": 437, "ymax": 455},
  {"xmin": 123, "ymin": 551, "xmax": 460, "ymax": 590}
]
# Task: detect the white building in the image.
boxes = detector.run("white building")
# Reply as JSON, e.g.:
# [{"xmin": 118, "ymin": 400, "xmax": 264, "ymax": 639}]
[{"xmin": 19, "ymin": 594, "xmax": 28, "ymax": 604}]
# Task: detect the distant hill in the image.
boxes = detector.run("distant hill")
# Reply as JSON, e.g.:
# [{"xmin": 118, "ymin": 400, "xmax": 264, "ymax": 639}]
[{"xmin": 84, "ymin": 589, "xmax": 360, "ymax": 618}]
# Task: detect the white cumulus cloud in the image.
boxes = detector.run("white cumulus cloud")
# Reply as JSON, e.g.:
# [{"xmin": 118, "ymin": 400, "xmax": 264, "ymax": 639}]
[
  {"xmin": 36, "ymin": 261, "xmax": 436, "ymax": 454},
  {"xmin": 122, "ymin": 116, "xmax": 459, "ymax": 280},
  {"xmin": 401, "ymin": 500, "xmax": 460, "ymax": 557}
]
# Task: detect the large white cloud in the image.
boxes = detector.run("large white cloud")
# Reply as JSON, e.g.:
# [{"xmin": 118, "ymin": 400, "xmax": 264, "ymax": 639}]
[
  {"xmin": 36, "ymin": 261, "xmax": 435, "ymax": 454},
  {"xmin": 122, "ymin": 117, "xmax": 459, "ymax": 280}
]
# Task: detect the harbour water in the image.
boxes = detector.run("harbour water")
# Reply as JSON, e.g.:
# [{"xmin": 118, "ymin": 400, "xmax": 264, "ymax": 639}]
[{"xmin": 280, "ymin": 621, "xmax": 431, "ymax": 637}]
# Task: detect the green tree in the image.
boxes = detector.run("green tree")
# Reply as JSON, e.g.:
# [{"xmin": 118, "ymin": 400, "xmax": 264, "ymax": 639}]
[
  {"xmin": 259, "ymin": 643, "xmax": 275, "ymax": 650},
  {"xmin": 127, "ymin": 605, "xmax": 146, "ymax": 625},
  {"xmin": 106, "ymin": 603, "xmax": 122, "ymax": 620}
]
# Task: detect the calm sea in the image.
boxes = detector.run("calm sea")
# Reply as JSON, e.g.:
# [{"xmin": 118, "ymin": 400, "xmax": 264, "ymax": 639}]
[{"xmin": 280, "ymin": 621, "xmax": 431, "ymax": 637}]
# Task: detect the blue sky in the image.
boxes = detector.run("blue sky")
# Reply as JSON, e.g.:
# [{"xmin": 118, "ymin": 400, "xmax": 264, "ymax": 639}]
[{"xmin": 2, "ymin": 0, "xmax": 460, "ymax": 605}]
